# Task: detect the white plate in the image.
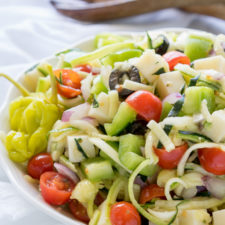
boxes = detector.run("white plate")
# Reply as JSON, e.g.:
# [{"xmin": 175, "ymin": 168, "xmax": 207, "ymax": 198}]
[{"xmin": 0, "ymin": 28, "xmax": 215, "ymax": 225}]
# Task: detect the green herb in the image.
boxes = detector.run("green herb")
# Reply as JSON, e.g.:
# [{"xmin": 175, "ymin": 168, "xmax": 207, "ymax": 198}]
[
  {"xmin": 168, "ymin": 96, "xmax": 184, "ymax": 117},
  {"xmin": 74, "ymin": 138, "xmax": 88, "ymax": 158},
  {"xmin": 147, "ymin": 32, "xmax": 153, "ymax": 49},
  {"xmin": 180, "ymin": 84, "xmax": 185, "ymax": 95},
  {"xmin": 154, "ymin": 67, "xmax": 165, "ymax": 75},
  {"xmin": 25, "ymin": 63, "xmax": 39, "ymax": 74},
  {"xmin": 56, "ymin": 48, "xmax": 82, "ymax": 56},
  {"xmin": 189, "ymin": 75, "xmax": 200, "ymax": 87},
  {"xmin": 93, "ymin": 96, "xmax": 99, "ymax": 108},
  {"xmin": 55, "ymin": 71, "xmax": 63, "ymax": 84}
]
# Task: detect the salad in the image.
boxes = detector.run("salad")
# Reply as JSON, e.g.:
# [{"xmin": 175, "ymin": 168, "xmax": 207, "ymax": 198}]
[{"xmin": 1, "ymin": 30, "xmax": 225, "ymax": 225}]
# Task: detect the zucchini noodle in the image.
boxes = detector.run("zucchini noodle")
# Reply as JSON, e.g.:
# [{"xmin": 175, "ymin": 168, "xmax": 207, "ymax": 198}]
[
  {"xmin": 147, "ymin": 120, "xmax": 175, "ymax": 152},
  {"xmin": 165, "ymin": 178, "xmax": 187, "ymax": 200},
  {"xmin": 128, "ymin": 159, "xmax": 167, "ymax": 225},
  {"xmin": 144, "ymin": 131, "xmax": 158, "ymax": 161},
  {"xmin": 177, "ymin": 143, "xmax": 225, "ymax": 176}
]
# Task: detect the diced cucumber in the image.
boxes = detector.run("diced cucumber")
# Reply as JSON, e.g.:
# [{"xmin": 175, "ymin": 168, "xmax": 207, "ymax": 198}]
[
  {"xmin": 182, "ymin": 86, "xmax": 215, "ymax": 115},
  {"xmin": 91, "ymin": 75, "xmax": 108, "ymax": 95},
  {"xmin": 104, "ymin": 102, "xmax": 137, "ymax": 136},
  {"xmin": 118, "ymin": 134, "xmax": 157, "ymax": 176},
  {"xmin": 119, "ymin": 134, "xmax": 144, "ymax": 157},
  {"xmin": 177, "ymin": 131, "xmax": 212, "ymax": 143},
  {"xmin": 120, "ymin": 152, "xmax": 156, "ymax": 176},
  {"xmin": 160, "ymin": 102, "xmax": 173, "ymax": 121},
  {"xmin": 184, "ymin": 35, "xmax": 213, "ymax": 61},
  {"xmin": 81, "ymin": 157, "xmax": 114, "ymax": 181},
  {"xmin": 36, "ymin": 77, "xmax": 50, "ymax": 93}
]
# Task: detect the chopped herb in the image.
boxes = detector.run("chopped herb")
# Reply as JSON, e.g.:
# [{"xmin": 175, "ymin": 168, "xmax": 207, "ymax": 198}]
[
  {"xmin": 180, "ymin": 84, "xmax": 185, "ymax": 95},
  {"xmin": 154, "ymin": 67, "xmax": 165, "ymax": 75},
  {"xmin": 25, "ymin": 63, "xmax": 39, "ymax": 74},
  {"xmin": 37, "ymin": 67, "xmax": 49, "ymax": 77},
  {"xmin": 147, "ymin": 32, "xmax": 153, "ymax": 49},
  {"xmin": 55, "ymin": 71, "xmax": 63, "ymax": 84},
  {"xmin": 56, "ymin": 48, "xmax": 82, "ymax": 56},
  {"xmin": 189, "ymin": 74, "xmax": 200, "ymax": 87},
  {"xmin": 168, "ymin": 200, "xmax": 188, "ymax": 225},
  {"xmin": 74, "ymin": 138, "xmax": 88, "ymax": 158},
  {"xmin": 168, "ymin": 96, "xmax": 184, "ymax": 117},
  {"xmin": 93, "ymin": 96, "xmax": 99, "ymax": 108}
]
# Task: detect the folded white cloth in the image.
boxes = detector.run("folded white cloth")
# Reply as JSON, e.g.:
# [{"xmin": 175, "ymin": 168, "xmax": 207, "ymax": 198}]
[{"xmin": 0, "ymin": 0, "xmax": 225, "ymax": 224}]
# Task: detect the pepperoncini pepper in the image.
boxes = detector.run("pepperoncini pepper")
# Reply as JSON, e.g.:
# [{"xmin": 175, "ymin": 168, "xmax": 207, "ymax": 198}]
[{"xmin": 1, "ymin": 65, "xmax": 61, "ymax": 162}]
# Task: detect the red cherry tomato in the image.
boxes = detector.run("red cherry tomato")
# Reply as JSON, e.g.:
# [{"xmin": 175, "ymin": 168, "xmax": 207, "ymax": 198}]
[
  {"xmin": 27, "ymin": 153, "xmax": 53, "ymax": 179},
  {"xmin": 154, "ymin": 143, "xmax": 188, "ymax": 169},
  {"xmin": 40, "ymin": 171, "xmax": 75, "ymax": 205},
  {"xmin": 74, "ymin": 64, "xmax": 99, "ymax": 75},
  {"xmin": 69, "ymin": 200, "xmax": 90, "ymax": 223},
  {"xmin": 163, "ymin": 51, "xmax": 190, "ymax": 70},
  {"xmin": 54, "ymin": 69, "xmax": 82, "ymax": 98},
  {"xmin": 198, "ymin": 147, "xmax": 225, "ymax": 175},
  {"xmin": 126, "ymin": 90, "xmax": 162, "ymax": 122},
  {"xmin": 139, "ymin": 184, "xmax": 165, "ymax": 204},
  {"xmin": 110, "ymin": 201, "xmax": 141, "ymax": 225}
]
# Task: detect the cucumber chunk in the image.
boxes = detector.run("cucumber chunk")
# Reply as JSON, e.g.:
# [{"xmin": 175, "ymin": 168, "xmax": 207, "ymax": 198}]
[
  {"xmin": 81, "ymin": 157, "xmax": 114, "ymax": 182},
  {"xmin": 36, "ymin": 77, "xmax": 50, "ymax": 93},
  {"xmin": 104, "ymin": 102, "xmax": 137, "ymax": 136},
  {"xmin": 118, "ymin": 134, "xmax": 157, "ymax": 176},
  {"xmin": 182, "ymin": 86, "xmax": 215, "ymax": 115},
  {"xmin": 184, "ymin": 35, "xmax": 213, "ymax": 61}
]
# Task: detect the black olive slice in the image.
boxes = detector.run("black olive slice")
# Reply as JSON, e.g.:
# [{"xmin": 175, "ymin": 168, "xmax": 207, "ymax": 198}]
[
  {"xmin": 153, "ymin": 35, "xmax": 169, "ymax": 55},
  {"xmin": 109, "ymin": 66, "xmax": 141, "ymax": 98}
]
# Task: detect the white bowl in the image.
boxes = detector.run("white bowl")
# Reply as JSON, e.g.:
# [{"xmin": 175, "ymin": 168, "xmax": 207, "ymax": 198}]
[{"xmin": 0, "ymin": 28, "xmax": 215, "ymax": 225}]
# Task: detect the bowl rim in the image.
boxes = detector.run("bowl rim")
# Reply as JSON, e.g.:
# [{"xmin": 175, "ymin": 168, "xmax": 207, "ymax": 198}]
[{"xmin": 0, "ymin": 27, "xmax": 216, "ymax": 225}]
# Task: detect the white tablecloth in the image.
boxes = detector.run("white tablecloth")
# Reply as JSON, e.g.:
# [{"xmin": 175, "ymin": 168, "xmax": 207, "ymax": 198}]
[{"xmin": 0, "ymin": 0, "xmax": 225, "ymax": 224}]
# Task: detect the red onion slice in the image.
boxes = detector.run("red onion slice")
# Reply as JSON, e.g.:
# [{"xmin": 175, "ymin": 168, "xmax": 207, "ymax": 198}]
[
  {"xmin": 162, "ymin": 93, "xmax": 182, "ymax": 105},
  {"xmin": 61, "ymin": 103, "xmax": 90, "ymax": 122},
  {"xmin": 202, "ymin": 176, "xmax": 225, "ymax": 199},
  {"xmin": 54, "ymin": 162, "xmax": 80, "ymax": 184}
]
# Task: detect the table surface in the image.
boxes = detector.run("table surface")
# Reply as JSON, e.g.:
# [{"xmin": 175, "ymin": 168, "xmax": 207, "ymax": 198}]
[{"xmin": 0, "ymin": 0, "xmax": 225, "ymax": 224}]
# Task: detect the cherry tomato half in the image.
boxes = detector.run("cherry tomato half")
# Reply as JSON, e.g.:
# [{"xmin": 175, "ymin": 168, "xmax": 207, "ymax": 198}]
[
  {"xmin": 27, "ymin": 153, "xmax": 53, "ymax": 179},
  {"xmin": 54, "ymin": 69, "xmax": 82, "ymax": 98},
  {"xmin": 154, "ymin": 143, "xmax": 188, "ymax": 169},
  {"xmin": 40, "ymin": 171, "xmax": 75, "ymax": 205},
  {"xmin": 110, "ymin": 201, "xmax": 141, "ymax": 225},
  {"xmin": 126, "ymin": 90, "xmax": 162, "ymax": 122},
  {"xmin": 163, "ymin": 51, "xmax": 190, "ymax": 71},
  {"xmin": 139, "ymin": 184, "xmax": 165, "ymax": 204},
  {"xmin": 69, "ymin": 200, "xmax": 90, "ymax": 223},
  {"xmin": 198, "ymin": 147, "xmax": 225, "ymax": 175}
]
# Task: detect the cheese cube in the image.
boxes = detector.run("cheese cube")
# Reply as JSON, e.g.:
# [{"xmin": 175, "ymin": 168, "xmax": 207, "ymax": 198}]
[
  {"xmin": 178, "ymin": 209, "xmax": 211, "ymax": 225},
  {"xmin": 213, "ymin": 209, "xmax": 225, "ymax": 225},
  {"xmin": 202, "ymin": 110, "xmax": 225, "ymax": 143},
  {"xmin": 67, "ymin": 135, "xmax": 96, "ymax": 163},
  {"xmin": 129, "ymin": 49, "xmax": 169, "ymax": 83},
  {"xmin": 157, "ymin": 71, "xmax": 185, "ymax": 98},
  {"xmin": 193, "ymin": 55, "xmax": 225, "ymax": 73}
]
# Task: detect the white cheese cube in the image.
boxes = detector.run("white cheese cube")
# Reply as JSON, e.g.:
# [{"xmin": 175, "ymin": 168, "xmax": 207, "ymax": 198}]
[
  {"xmin": 67, "ymin": 135, "xmax": 96, "ymax": 163},
  {"xmin": 194, "ymin": 55, "xmax": 225, "ymax": 73},
  {"xmin": 157, "ymin": 71, "xmax": 185, "ymax": 98},
  {"xmin": 202, "ymin": 110, "xmax": 225, "ymax": 143},
  {"xmin": 213, "ymin": 209, "xmax": 225, "ymax": 225},
  {"xmin": 129, "ymin": 49, "xmax": 169, "ymax": 83},
  {"xmin": 178, "ymin": 209, "xmax": 211, "ymax": 225}
]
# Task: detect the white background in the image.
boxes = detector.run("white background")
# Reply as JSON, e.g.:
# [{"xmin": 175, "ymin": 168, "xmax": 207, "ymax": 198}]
[{"xmin": 0, "ymin": 0, "xmax": 225, "ymax": 224}]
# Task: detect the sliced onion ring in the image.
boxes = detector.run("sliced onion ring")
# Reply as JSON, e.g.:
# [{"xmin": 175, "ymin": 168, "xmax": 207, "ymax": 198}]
[
  {"xmin": 54, "ymin": 163, "xmax": 80, "ymax": 184},
  {"xmin": 202, "ymin": 176, "xmax": 225, "ymax": 199}
]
